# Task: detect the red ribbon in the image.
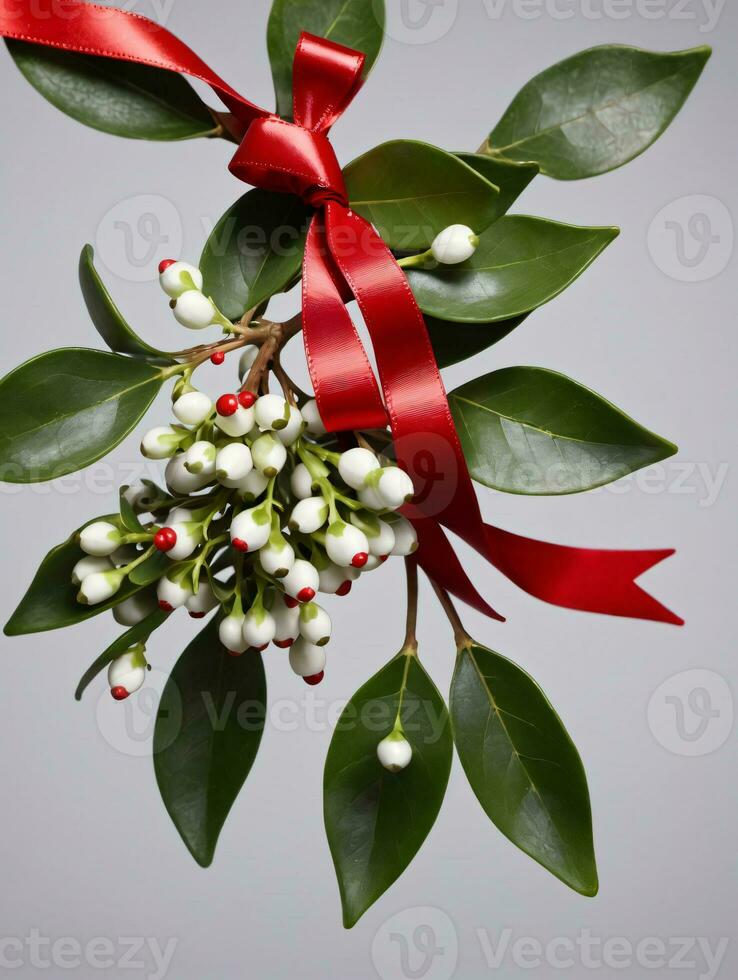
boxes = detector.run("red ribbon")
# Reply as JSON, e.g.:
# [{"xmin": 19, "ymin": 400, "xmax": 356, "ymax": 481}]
[{"xmin": 0, "ymin": 2, "xmax": 682, "ymax": 627}]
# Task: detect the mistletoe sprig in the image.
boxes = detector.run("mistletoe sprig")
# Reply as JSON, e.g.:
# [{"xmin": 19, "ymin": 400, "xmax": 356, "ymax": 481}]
[{"xmin": 0, "ymin": 0, "xmax": 709, "ymax": 929}]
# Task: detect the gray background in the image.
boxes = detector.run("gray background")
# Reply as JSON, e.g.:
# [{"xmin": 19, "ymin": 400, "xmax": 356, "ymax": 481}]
[{"xmin": 0, "ymin": 1, "xmax": 736, "ymax": 977}]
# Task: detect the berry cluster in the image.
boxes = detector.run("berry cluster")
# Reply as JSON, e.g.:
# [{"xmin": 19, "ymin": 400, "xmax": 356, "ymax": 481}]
[{"xmin": 72, "ymin": 261, "xmax": 418, "ymax": 760}]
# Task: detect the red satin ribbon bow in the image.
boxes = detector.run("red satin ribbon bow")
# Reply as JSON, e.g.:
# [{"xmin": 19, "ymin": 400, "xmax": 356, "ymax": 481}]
[{"xmin": 0, "ymin": 2, "xmax": 682, "ymax": 626}]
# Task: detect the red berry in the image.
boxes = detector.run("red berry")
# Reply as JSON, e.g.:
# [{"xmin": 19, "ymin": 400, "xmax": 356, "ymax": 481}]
[
  {"xmin": 210, "ymin": 351, "xmax": 226, "ymax": 365},
  {"xmin": 189, "ymin": 611, "xmax": 206, "ymax": 619},
  {"xmin": 158, "ymin": 258, "xmax": 176, "ymax": 274},
  {"xmin": 284, "ymin": 596, "xmax": 299, "ymax": 609},
  {"xmin": 352, "ymin": 552, "xmax": 369, "ymax": 569},
  {"xmin": 297, "ymin": 587, "xmax": 316, "ymax": 603},
  {"xmin": 110, "ymin": 686, "xmax": 129, "ymax": 701},
  {"xmin": 273, "ymin": 638, "xmax": 295, "ymax": 649},
  {"xmin": 336, "ymin": 580, "xmax": 352, "ymax": 597},
  {"xmin": 232, "ymin": 538, "xmax": 249, "ymax": 553},
  {"xmin": 158, "ymin": 600, "xmax": 174, "ymax": 613},
  {"xmin": 154, "ymin": 527, "xmax": 177, "ymax": 552},
  {"xmin": 216, "ymin": 393, "xmax": 239, "ymax": 417},
  {"xmin": 304, "ymin": 672, "xmax": 324, "ymax": 686},
  {"xmin": 238, "ymin": 391, "xmax": 256, "ymax": 408}
]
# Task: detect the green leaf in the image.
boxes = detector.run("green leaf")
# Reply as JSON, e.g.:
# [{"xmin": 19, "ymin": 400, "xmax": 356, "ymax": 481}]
[
  {"xmin": 0, "ymin": 349, "xmax": 165, "ymax": 483},
  {"xmin": 344, "ymin": 141, "xmax": 500, "ymax": 250},
  {"xmin": 455, "ymin": 153, "xmax": 538, "ymax": 220},
  {"xmin": 267, "ymin": 0, "xmax": 385, "ymax": 119},
  {"xmin": 79, "ymin": 245, "xmax": 173, "ymax": 364},
  {"xmin": 449, "ymin": 367, "xmax": 677, "ymax": 494},
  {"xmin": 5, "ymin": 515, "xmax": 142, "ymax": 636},
  {"xmin": 426, "ymin": 314, "xmax": 527, "ymax": 369},
  {"xmin": 200, "ymin": 190, "xmax": 311, "ymax": 321},
  {"xmin": 450, "ymin": 643, "xmax": 597, "ymax": 896},
  {"xmin": 6, "ymin": 40, "xmax": 218, "ymax": 141},
  {"xmin": 129, "ymin": 551, "xmax": 170, "ymax": 587},
  {"xmin": 154, "ymin": 618, "xmax": 266, "ymax": 867},
  {"xmin": 406, "ymin": 216, "xmax": 618, "ymax": 323},
  {"xmin": 324, "ymin": 651, "xmax": 452, "ymax": 928},
  {"xmin": 75, "ymin": 607, "xmax": 168, "ymax": 701},
  {"xmin": 484, "ymin": 45, "xmax": 711, "ymax": 180},
  {"xmin": 119, "ymin": 487, "xmax": 143, "ymax": 533}
]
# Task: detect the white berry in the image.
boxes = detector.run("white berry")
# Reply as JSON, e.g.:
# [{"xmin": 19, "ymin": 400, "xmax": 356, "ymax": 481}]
[
  {"xmin": 430, "ymin": 224, "xmax": 478, "ymax": 265},
  {"xmin": 108, "ymin": 649, "xmax": 147, "ymax": 697},
  {"xmin": 274, "ymin": 405, "xmax": 304, "ymax": 446},
  {"xmin": 183, "ymin": 440, "xmax": 216, "ymax": 478},
  {"xmin": 358, "ymin": 485, "xmax": 385, "ymax": 511},
  {"xmin": 318, "ymin": 562, "xmax": 359, "ymax": 595},
  {"xmin": 185, "ymin": 580, "xmax": 218, "ymax": 616},
  {"xmin": 215, "ymin": 405, "xmax": 254, "ymax": 438},
  {"xmin": 173, "ymin": 391, "xmax": 212, "ymax": 426},
  {"xmin": 237, "ymin": 468, "xmax": 270, "ymax": 502},
  {"xmin": 242, "ymin": 607, "xmax": 276, "ymax": 648},
  {"xmin": 259, "ymin": 540, "xmax": 295, "ymax": 578},
  {"xmin": 289, "ymin": 497, "xmax": 328, "ymax": 534},
  {"xmin": 290, "ymin": 463, "xmax": 315, "ymax": 500},
  {"xmin": 272, "ymin": 595, "xmax": 300, "ymax": 646},
  {"xmin": 377, "ymin": 467, "xmax": 415, "ymax": 510},
  {"xmin": 282, "ymin": 559, "xmax": 320, "ymax": 603},
  {"xmin": 377, "ymin": 732, "xmax": 413, "ymax": 771},
  {"xmin": 254, "ymin": 394, "xmax": 290, "ymax": 432},
  {"xmin": 72, "ymin": 555, "xmax": 113, "ymax": 586},
  {"xmin": 325, "ymin": 521, "xmax": 369, "ymax": 569},
  {"xmin": 216, "ymin": 443, "xmax": 253, "ymax": 487},
  {"xmin": 159, "ymin": 260, "xmax": 203, "ymax": 298},
  {"xmin": 230, "ymin": 506, "xmax": 271, "ymax": 553},
  {"xmin": 251, "ymin": 433, "xmax": 287, "ymax": 477},
  {"xmin": 339, "ymin": 447, "xmax": 380, "ymax": 490},
  {"xmin": 289, "ymin": 637, "xmax": 326, "ymax": 678},
  {"xmin": 80, "ymin": 521, "xmax": 122, "ymax": 557},
  {"xmin": 173, "ymin": 289, "xmax": 216, "ymax": 329},
  {"xmin": 78, "ymin": 570, "xmax": 123, "ymax": 605},
  {"xmin": 219, "ymin": 613, "xmax": 248, "ymax": 655},
  {"xmin": 157, "ymin": 575, "xmax": 192, "ymax": 610},
  {"xmin": 299, "ymin": 602, "xmax": 332, "ymax": 646},
  {"xmin": 165, "ymin": 454, "xmax": 212, "ymax": 494},
  {"xmin": 166, "ymin": 523, "xmax": 200, "ymax": 561},
  {"xmin": 113, "ymin": 591, "xmax": 157, "ymax": 627},
  {"xmin": 301, "ymin": 399, "xmax": 326, "ymax": 436},
  {"xmin": 389, "ymin": 516, "xmax": 419, "ymax": 556},
  {"xmin": 141, "ymin": 426, "xmax": 181, "ymax": 460},
  {"xmin": 352, "ymin": 513, "xmax": 395, "ymax": 557}
]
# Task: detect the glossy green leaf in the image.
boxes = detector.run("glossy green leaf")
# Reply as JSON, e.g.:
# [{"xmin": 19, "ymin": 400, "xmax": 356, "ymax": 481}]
[
  {"xmin": 75, "ymin": 607, "xmax": 168, "ymax": 701},
  {"xmin": 267, "ymin": 0, "xmax": 385, "ymax": 119},
  {"xmin": 455, "ymin": 153, "xmax": 538, "ymax": 220},
  {"xmin": 0, "ymin": 349, "xmax": 165, "ymax": 483},
  {"xmin": 4, "ymin": 515, "xmax": 142, "ymax": 636},
  {"xmin": 406, "ymin": 216, "xmax": 618, "ymax": 323},
  {"xmin": 484, "ymin": 45, "xmax": 711, "ymax": 179},
  {"xmin": 154, "ymin": 617, "xmax": 266, "ymax": 867},
  {"xmin": 129, "ymin": 551, "xmax": 170, "ymax": 587},
  {"xmin": 426, "ymin": 314, "xmax": 527, "ymax": 369},
  {"xmin": 119, "ymin": 487, "xmax": 143, "ymax": 533},
  {"xmin": 344, "ymin": 141, "xmax": 500, "ymax": 250},
  {"xmin": 200, "ymin": 190, "xmax": 311, "ymax": 321},
  {"xmin": 450, "ymin": 643, "xmax": 597, "ymax": 896},
  {"xmin": 6, "ymin": 40, "xmax": 217, "ymax": 140},
  {"xmin": 449, "ymin": 367, "xmax": 677, "ymax": 494},
  {"xmin": 324, "ymin": 651, "xmax": 452, "ymax": 928},
  {"xmin": 79, "ymin": 246, "xmax": 173, "ymax": 364}
]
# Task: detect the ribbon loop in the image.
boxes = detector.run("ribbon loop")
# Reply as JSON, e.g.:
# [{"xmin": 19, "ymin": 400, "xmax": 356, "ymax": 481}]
[
  {"xmin": 292, "ymin": 33, "xmax": 366, "ymax": 133},
  {"xmin": 229, "ymin": 117, "xmax": 348, "ymax": 209}
]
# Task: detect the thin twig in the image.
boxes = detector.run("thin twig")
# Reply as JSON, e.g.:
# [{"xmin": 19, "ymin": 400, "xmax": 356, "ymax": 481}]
[
  {"xmin": 403, "ymin": 559, "xmax": 419, "ymax": 652},
  {"xmin": 430, "ymin": 581, "xmax": 472, "ymax": 648}
]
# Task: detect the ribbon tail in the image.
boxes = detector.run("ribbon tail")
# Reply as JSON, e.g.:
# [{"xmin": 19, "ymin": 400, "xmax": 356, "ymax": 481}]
[
  {"xmin": 413, "ymin": 518, "xmax": 505, "ymax": 622},
  {"xmin": 0, "ymin": 1, "xmax": 265, "ymax": 126},
  {"xmin": 302, "ymin": 217, "xmax": 387, "ymax": 432},
  {"xmin": 483, "ymin": 524, "xmax": 683, "ymax": 625}
]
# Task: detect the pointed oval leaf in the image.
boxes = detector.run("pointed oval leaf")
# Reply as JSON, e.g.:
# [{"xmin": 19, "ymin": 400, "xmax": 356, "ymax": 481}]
[
  {"xmin": 484, "ymin": 45, "xmax": 711, "ymax": 179},
  {"xmin": 5, "ymin": 515, "xmax": 143, "ymax": 636},
  {"xmin": 6, "ymin": 40, "xmax": 218, "ymax": 140},
  {"xmin": 450, "ymin": 643, "xmax": 597, "ymax": 896},
  {"xmin": 79, "ymin": 246, "xmax": 173, "ymax": 364},
  {"xmin": 324, "ymin": 651, "xmax": 452, "ymax": 928},
  {"xmin": 200, "ymin": 189, "xmax": 311, "ymax": 321},
  {"xmin": 344, "ymin": 141, "xmax": 500, "ymax": 250},
  {"xmin": 406, "ymin": 216, "xmax": 618, "ymax": 323},
  {"xmin": 449, "ymin": 367, "xmax": 677, "ymax": 494},
  {"xmin": 154, "ymin": 617, "xmax": 266, "ymax": 867},
  {"xmin": 0, "ymin": 349, "xmax": 164, "ymax": 483},
  {"xmin": 267, "ymin": 0, "xmax": 385, "ymax": 119},
  {"xmin": 75, "ymin": 606, "xmax": 168, "ymax": 701},
  {"xmin": 455, "ymin": 153, "xmax": 538, "ymax": 220},
  {"xmin": 426, "ymin": 314, "xmax": 527, "ymax": 369}
]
